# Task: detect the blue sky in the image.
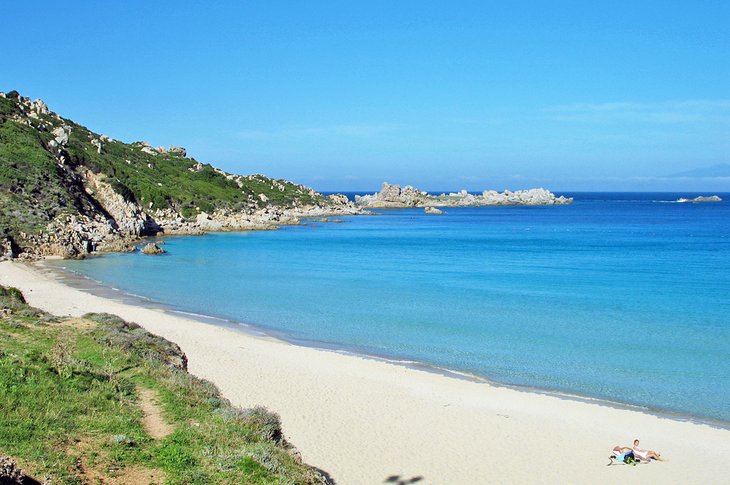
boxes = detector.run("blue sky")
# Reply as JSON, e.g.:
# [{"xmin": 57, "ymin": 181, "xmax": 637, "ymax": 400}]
[{"xmin": 5, "ymin": 1, "xmax": 730, "ymax": 191}]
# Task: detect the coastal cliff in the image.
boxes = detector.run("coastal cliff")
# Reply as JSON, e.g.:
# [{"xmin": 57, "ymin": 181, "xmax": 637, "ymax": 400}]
[
  {"xmin": 0, "ymin": 90, "xmax": 360, "ymax": 259},
  {"xmin": 355, "ymin": 182, "xmax": 573, "ymax": 208}
]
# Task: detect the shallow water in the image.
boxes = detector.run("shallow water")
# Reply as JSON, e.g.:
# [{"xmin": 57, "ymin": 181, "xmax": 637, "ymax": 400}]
[{"xmin": 53, "ymin": 192, "xmax": 730, "ymax": 422}]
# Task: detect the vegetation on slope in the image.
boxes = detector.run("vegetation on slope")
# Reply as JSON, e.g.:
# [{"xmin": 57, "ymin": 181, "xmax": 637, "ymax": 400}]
[
  {"xmin": 0, "ymin": 95, "xmax": 95, "ymax": 241},
  {"xmin": 0, "ymin": 90, "xmax": 330, "ymax": 250},
  {"xmin": 0, "ymin": 285, "xmax": 325, "ymax": 484}
]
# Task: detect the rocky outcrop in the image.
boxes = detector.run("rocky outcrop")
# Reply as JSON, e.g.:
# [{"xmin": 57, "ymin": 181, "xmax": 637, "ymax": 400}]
[
  {"xmin": 50, "ymin": 125, "xmax": 70, "ymax": 147},
  {"xmin": 141, "ymin": 243, "xmax": 166, "ymax": 255},
  {"xmin": 7, "ymin": 193, "xmax": 361, "ymax": 260},
  {"xmin": 96, "ymin": 239, "xmax": 136, "ymax": 253},
  {"xmin": 151, "ymin": 202, "xmax": 361, "ymax": 235},
  {"xmin": 677, "ymin": 195, "xmax": 722, "ymax": 203},
  {"xmin": 14, "ymin": 214, "xmax": 120, "ymax": 259},
  {"xmin": 82, "ymin": 171, "xmax": 160, "ymax": 237},
  {"xmin": 169, "ymin": 146, "xmax": 186, "ymax": 157},
  {"xmin": 356, "ymin": 183, "xmax": 572, "ymax": 208},
  {"xmin": 424, "ymin": 206, "xmax": 444, "ymax": 214},
  {"xmin": 358, "ymin": 183, "xmax": 427, "ymax": 207},
  {"xmin": 133, "ymin": 142, "xmax": 188, "ymax": 157},
  {"xmin": 1, "ymin": 236, "xmax": 18, "ymax": 260}
]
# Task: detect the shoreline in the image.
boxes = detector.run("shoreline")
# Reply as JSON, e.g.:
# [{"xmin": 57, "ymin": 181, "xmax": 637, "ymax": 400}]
[
  {"xmin": 2, "ymin": 260, "xmax": 730, "ymax": 483},
  {"xmin": 41, "ymin": 258, "xmax": 730, "ymax": 431}
]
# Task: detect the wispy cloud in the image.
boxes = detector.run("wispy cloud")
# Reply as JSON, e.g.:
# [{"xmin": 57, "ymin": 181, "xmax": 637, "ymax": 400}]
[
  {"xmin": 545, "ymin": 100, "xmax": 730, "ymax": 124},
  {"xmin": 236, "ymin": 123, "xmax": 402, "ymax": 140}
]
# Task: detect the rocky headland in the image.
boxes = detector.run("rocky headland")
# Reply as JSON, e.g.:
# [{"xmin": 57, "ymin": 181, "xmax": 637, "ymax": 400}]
[
  {"xmin": 355, "ymin": 182, "xmax": 573, "ymax": 208},
  {"xmin": 0, "ymin": 90, "xmax": 361, "ymax": 260}
]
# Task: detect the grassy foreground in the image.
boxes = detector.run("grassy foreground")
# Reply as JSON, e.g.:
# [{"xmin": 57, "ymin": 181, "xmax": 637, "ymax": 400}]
[{"xmin": 0, "ymin": 286, "xmax": 325, "ymax": 484}]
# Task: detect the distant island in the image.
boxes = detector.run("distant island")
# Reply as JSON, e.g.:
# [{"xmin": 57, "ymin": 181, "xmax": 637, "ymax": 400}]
[
  {"xmin": 355, "ymin": 182, "xmax": 573, "ymax": 208},
  {"xmin": 676, "ymin": 195, "xmax": 722, "ymax": 203}
]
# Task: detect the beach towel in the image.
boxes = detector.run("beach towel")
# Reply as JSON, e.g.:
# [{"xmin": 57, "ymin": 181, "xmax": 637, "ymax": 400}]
[{"xmin": 610, "ymin": 451, "xmax": 638, "ymax": 466}]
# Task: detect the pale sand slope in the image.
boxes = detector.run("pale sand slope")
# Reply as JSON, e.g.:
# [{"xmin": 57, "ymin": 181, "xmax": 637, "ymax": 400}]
[{"xmin": 1, "ymin": 261, "xmax": 728, "ymax": 485}]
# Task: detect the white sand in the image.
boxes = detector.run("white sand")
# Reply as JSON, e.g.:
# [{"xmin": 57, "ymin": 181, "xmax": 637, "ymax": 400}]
[{"xmin": 1, "ymin": 260, "xmax": 728, "ymax": 484}]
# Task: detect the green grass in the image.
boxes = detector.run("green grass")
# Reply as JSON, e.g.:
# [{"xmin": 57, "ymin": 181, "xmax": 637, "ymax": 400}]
[
  {"xmin": 0, "ymin": 286, "xmax": 324, "ymax": 484},
  {"xmin": 0, "ymin": 117, "xmax": 81, "ymax": 236}
]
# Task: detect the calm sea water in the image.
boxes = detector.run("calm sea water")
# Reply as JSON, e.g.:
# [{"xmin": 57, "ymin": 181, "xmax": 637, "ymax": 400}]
[{"xmin": 53, "ymin": 193, "xmax": 730, "ymax": 423}]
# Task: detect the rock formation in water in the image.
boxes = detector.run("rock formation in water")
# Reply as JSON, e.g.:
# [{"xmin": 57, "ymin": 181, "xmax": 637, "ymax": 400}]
[
  {"xmin": 676, "ymin": 195, "xmax": 722, "ymax": 203},
  {"xmin": 424, "ymin": 206, "xmax": 444, "ymax": 214},
  {"xmin": 356, "ymin": 182, "xmax": 573, "ymax": 208},
  {"xmin": 140, "ymin": 243, "xmax": 166, "ymax": 255}
]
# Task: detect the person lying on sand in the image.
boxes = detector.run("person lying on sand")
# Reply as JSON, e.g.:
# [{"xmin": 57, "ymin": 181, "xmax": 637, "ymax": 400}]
[
  {"xmin": 607, "ymin": 446, "xmax": 635, "ymax": 465},
  {"xmin": 632, "ymin": 439, "xmax": 663, "ymax": 461}
]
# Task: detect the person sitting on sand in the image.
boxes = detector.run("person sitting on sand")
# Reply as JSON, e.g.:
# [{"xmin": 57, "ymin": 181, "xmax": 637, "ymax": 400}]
[{"xmin": 632, "ymin": 439, "xmax": 663, "ymax": 461}]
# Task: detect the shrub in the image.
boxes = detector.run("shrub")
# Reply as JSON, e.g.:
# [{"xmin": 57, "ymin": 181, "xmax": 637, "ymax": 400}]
[
  {"xmin": 48, "ymin": 337, "xmax": 74, "ymax": 379},
  {"xmin": 85, "ymin": 312, "xmax": 188, "ymax": 370},
  {"xmin": 0, "ymin": 286, "xmax": 25, "ymax": 304}
]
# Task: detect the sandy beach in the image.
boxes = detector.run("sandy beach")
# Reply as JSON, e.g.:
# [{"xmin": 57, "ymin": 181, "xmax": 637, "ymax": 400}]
[{"xmin": 1, "ymin": 261, "xmax": 728, "ymax": 484}]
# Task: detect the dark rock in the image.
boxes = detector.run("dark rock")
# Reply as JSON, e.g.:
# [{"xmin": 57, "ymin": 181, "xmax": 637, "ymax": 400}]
[{"xmin": 0, "ymin": 455, "xmax": 41, "ymax": 484}]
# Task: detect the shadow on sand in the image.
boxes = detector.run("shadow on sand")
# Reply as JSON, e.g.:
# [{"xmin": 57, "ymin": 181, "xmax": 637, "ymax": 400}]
[{"xmin": 383, "ymin": 474, "xmax": 424, "ymax": 484}]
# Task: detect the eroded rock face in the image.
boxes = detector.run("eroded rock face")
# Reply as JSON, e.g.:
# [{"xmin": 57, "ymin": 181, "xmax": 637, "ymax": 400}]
[
  {"xmin": 84, "ymin": 171, "xmax": 152, "ymax": 236},
  {"xmin": 51, "ymin": 125, "xmax": 70, "ymax": 147},
  {"xmin": 356, "ymin": 183, "xmax": 572, "ymax": 208},
  {"xmin": 377, "ymin": 182, "xmax": 403, "ymax": 202}
]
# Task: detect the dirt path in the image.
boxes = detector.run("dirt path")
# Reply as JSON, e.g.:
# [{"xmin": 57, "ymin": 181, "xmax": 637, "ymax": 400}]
[{"xmin": 138, "ymin": 388, "xmax": 174, "ymax": 440}]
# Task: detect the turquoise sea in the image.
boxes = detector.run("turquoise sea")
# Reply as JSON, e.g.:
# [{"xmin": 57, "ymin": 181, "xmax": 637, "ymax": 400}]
[{"xmin": 52, "ymin": 193, "xmax": 730, "ymax": 423}]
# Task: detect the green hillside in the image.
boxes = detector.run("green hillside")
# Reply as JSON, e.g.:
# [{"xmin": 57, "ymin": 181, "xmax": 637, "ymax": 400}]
[{"xmin": 0, "ymin": 90, "xmax": 336, "ymax": 257}]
